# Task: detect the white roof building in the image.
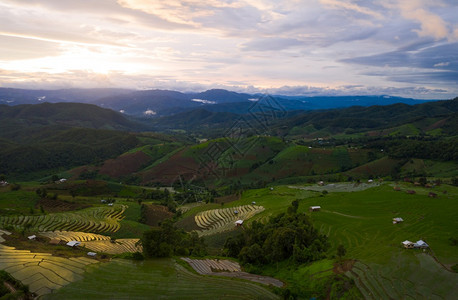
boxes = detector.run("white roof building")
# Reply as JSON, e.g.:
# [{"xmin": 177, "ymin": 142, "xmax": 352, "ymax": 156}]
[
  {"xmin": 87, "ymin": 252, "xmax": 97, "ymax": 257},
  {"xmin": 393, "ymin": 217, "xmax": 404, "ymax": 224},
  {"xmin": 28, "ymin": 235, "xmax": 37, "ymax": 240},
  {"xmin": 309, "ymin": 206, "xmax": 321, "ymax": 211},
  {"xmin": 66, "ymin": 241, "xmax": 81, "ymax": 247},
  {"xmin": 235, "ymin": 220, "xmax": 244, "ymax": 226},
  {"xmin": 414, "ymin": 240, "xmax": 429, "ymax": 248}
]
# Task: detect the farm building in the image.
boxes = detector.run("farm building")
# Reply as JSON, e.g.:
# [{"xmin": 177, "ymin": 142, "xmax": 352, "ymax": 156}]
[
  {"xmin": 233, "ymin": 210, "xmax": 239, "ymax": 214},
  {"xmin": 393, "ymin": 186, "xmax": 401, "ymax": 191},
  {"xmin": 414, "ymin": 240, "xmax": 429, "ymax": 248},
  {"xmin": 251, "ymin": 201, "xmax": 256, "ymax": 205},
  {"xmin": 402, "ymin": 240, "xmax": 414, "ymax": 249},
  {"xmin": 235, "ymin": 220, "xmax": 243, "ymax": 227},
  {"xmin": 368, "ymin": 179, "xmax": 374, "ymax": 183},
  {"xmin": 309, "ymin": 206, "xmax": 321, "ymax": 212},
  {"xmin": 87, "ymin": 252, "xmax": 97, "ymax": 257},
  {"xmin": 66, "ymin": 241, "xmax": 81, "ymax": 247},
  {"xmin": 0, "ymin": 181, "xmax": 8, "ymax": 186},
  {"xmin": 318, "ymin": 181, "xmax": 324, "ymax": 186},
  {"xmin": 28, "ymin": 235, "xmax": 37, "ymax": 240},
  {"xmin": 393, "ymin": 217, "xmax": 404, "ymax": 224},
  {"xmin": 406, "ymin": 190, "xmax": 416, "ymax": 194},
  {"xmin": 428, "ymin": 192, "xmax": 438, "ymax": 198}
]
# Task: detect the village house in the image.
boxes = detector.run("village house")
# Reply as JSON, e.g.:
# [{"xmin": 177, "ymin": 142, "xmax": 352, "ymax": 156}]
[
  {"xmin": 428, "ymin": 192, "xmax": 437, "ymax": 198},
  {"xmin": 235, "ymin": 220, "xmax": 243, "ymax": 227},
  {"xmin": 66, "ymin": 241, "xmax": 81, "ymax": 247},
  {"xmin": 309, "ymin": 206, "xmax": 321, "ymax": 212},
  {"xmin": 402, "ymin": 240, "xmax": 414, "ymax": 249},
  {"xmin": 393, "ymin": 217, "xmax": 404, "ymax": 224},
  {"xmin": 414, "ymin": 240, "xmax": 429, "ymax": 249}
]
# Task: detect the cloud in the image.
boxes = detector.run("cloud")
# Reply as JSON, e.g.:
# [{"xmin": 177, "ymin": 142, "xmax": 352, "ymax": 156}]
[
  {"xmin": 434, "ymin": 62, "xmax": 450, "ymax": 67},
  {"xmin": 319, "ymin": 0, "xmax": 383, "ymax": 19},
  {"xmin": 383, "ymin": 0, "xmax": 453, "ymax": 40},
  {"xmin": 0, "ymin": 0, "xmax": 457, "ymax": 99},
  {"xmin": 241, "ymin": 37, "xmax": 303, "ymax": 51}
]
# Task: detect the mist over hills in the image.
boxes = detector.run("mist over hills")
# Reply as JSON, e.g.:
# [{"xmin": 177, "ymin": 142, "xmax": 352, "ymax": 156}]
[{"xmin": 0, "ymin": 87, "xmax": 437, "ymax": 117}]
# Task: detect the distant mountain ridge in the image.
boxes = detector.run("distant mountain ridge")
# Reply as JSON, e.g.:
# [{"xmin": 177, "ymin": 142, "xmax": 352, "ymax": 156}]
[{"xmin": 0, "ymin": 87, "xmax": 439, "ymax": 117}]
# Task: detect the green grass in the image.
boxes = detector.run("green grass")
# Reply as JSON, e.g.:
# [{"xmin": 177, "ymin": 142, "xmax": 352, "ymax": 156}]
[
  {"xmin": 0, "ymin": 190, "xmax": 39, "ymax": 215},
  {"xmin": 214, "ymin": 182, "xmax": 458, "ymax": 299},
  {"xmin": 43, "ymin": 258, "xmax": 279, "ymax": 300},
  {"xmin": 103, "ymin": 200, "xmax": 152, "ymax": 239}
]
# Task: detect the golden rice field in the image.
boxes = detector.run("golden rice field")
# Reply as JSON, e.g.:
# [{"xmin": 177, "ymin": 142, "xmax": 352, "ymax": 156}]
[
  {"xmin": 194, "ymin": 205, "xmax": 264, "ymax": 236},
  {"xmin": 0, "ymin": 205, "xmax": 126, "ymax": 233},
  {"xmin": 82, "ymin": 239, "xmax": 141, "ymax": 254},
  {"xmin": 0, "ymin": 230, "xmax": 97, "ymax": 296}
]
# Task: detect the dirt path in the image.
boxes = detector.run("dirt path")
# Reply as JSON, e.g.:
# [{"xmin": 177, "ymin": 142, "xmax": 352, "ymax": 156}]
[
  {"xmin": 3, "ymin": 281, "xmax": 16, "ymax": 294},
  {"xmin": 322, "ymin": 210, "xmax": 365, "ymax": 219}
]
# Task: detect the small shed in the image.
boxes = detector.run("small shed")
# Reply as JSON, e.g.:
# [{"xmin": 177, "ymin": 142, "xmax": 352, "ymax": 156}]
[
  {"xmin": 251, "ymin": 201, "xmax": 256, "ymax": 205},
  {"xmin": 428, "ymin": 192, "xmax": 437, "ymax": 198},
  {"xmin": 318, "ymin": 181, "xmax": 324, "ymax": 186},
  {"xmin": 66, "ymin": 241, "xmax": 81, "ymax": 247},
  {"xmin": 414, "ymin": 240, "xmax": 429, "ymax": 248},
  {"xmin": 233, "ymin": 210, "xmax": 239, "ymax": 214},
  {"xmin": 402, "ymin": 240, "xmax": 414, "ymax": 249},
  {"xmin": 309, "ymin": 206, "xmax": 321, "ymax": 212},
  {"xmin": 393, "ymin": 217, "xmax": 404, "ymax": 224},
  {"xmin": 235, "ymin": 220, "xmax": 244, "ymax": 227},
  {"xmin": 108, "ymin": 203, "xmax": 113, "ymax": 206},
  {"xmin": 393, "ymin": 186, "xmax": 401, "ymax": 191},
  {"xmin": 406, "ymin": 190, "xmax": 416, "ymax": 194},
  {"xmin": 28, "ymin": 235, "xmax": 37, "ymax": 240},
  {"xmin": 368, "ymin": 179, "xmax": 374, "ymax": 183},
  {"xmin": 87, "ymin": 252, "xmax": 97, "ymax": 257}
]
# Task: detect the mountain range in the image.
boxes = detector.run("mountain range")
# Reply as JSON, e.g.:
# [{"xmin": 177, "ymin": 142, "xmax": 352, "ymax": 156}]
[{"xmin": 0, "ymin": 87, "xmax": 436, "ymax": 117}]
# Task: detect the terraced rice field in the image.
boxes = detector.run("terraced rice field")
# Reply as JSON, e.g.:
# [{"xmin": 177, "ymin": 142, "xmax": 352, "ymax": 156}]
[
  {"xmin": 0, "ymin": 233, "xmax": 97, "ymax": 296},
  {"xmin": 39, "ymin": 231, "xmax": 112, "ymax": 242},
  {"xmin": 345, "ymin": 256, "xmax": 458, "ymax": 300},
  {"xmin": 297, "ymin": 184, "xmax": 458, "ymax": 299},
  {"xmin": 44, "ymin": 258, "xmax": 279, "ymax": 299},
  {"xmin": 82, "ymin": 239, "xmax": 141, "ymax": 254},
  {"xmin": 0, "ymin": 205, "xmax": 126, "ymax": 233},
  {"xmin": 194, "ymin": 205, "xmax": 264, "ymax": 236},
  {"xmin": 181, "ymin": 257, "xmax": 283, "ymax": 287}
]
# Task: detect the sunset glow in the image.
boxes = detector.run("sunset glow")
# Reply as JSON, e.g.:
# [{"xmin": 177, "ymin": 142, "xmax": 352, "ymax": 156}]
[{"xmin": 0, "ymin": 0, "xmax": 457, "ymax": 98}]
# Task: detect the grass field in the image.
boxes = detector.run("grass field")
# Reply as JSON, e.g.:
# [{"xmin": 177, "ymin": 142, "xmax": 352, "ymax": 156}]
[
  {"xmin": 224, "ymin": 182, "xmax": 458, "ymax": 299},
  {"xmin": 43, "ymin": 258, "xmax": 279, "ymax": 299}
]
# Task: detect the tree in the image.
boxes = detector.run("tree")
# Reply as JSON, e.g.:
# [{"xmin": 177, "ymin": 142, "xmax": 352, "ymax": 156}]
[{"xmin": 337, "ymin": 244, "xmax": 346, "ymax": 260}]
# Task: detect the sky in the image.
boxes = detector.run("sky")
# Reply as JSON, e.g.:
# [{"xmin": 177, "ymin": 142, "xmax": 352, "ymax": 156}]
[{"xmin": 0, "ymin": 0, "xmax": 457, "ymax": 99}]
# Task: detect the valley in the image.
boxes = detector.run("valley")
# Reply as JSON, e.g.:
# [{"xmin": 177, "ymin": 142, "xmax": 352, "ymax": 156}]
[{"xmin": 0, "ymin": 94, "xmax": 457, "ymax": 299}]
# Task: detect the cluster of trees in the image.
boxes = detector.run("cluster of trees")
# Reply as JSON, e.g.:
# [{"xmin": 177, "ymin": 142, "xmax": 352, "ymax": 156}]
[
  {"xmin": 224, "ymin": 200, "xmax": 329, "ymax": 266},
  {"xmin": 0, "ymin": 270, "xmax": 32, "ymax": 299},
  {"xmin": 140, "ymin": 220, "xmax": 206, "ymax": 258},
  {"xmin": 0, "ymin": 128, "xmax": 139, "ymax": 177}
]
